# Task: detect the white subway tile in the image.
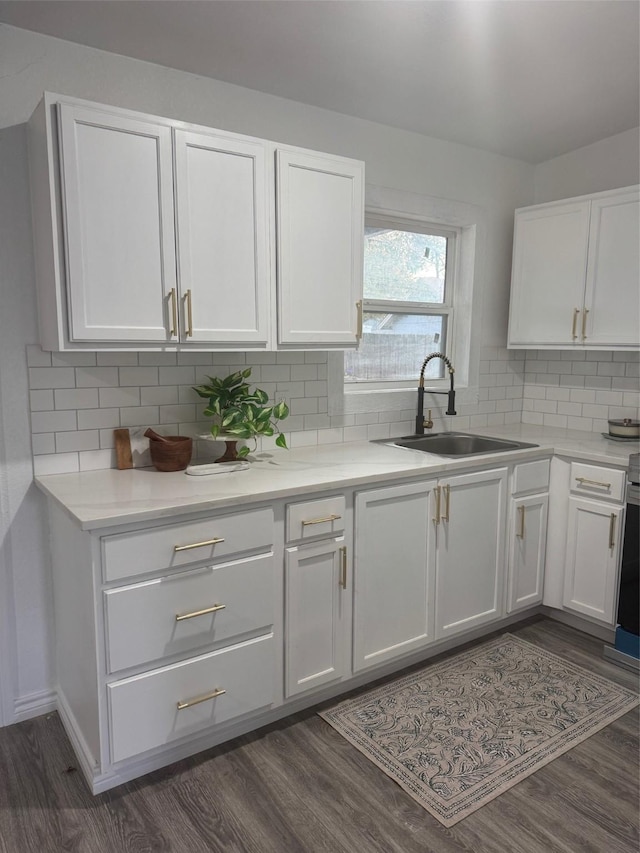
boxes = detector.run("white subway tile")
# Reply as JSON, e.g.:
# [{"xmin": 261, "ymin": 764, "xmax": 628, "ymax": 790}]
[
  {"xmin": 504, "ymin": 412, "xmax": 522, "ymax": 425},
  {"xmin": 291, "ymin": 365, "xmax": 318, "ymax": 381},
  {"xmin": 560, "ymin": 375, "xmax": 584, "ymax": 388},
  {"xmin": 612, "ymin": 377, "xmax": 638, "ymax": 391},
  {"xmin": 615, "ymin": 351, "xmax": 639, "ymax": 362},
  {"xmin": 177, "ymin": 352, "xmax": 214, "ymax": 366},
  {"xmin": 30, "ymin": 390, "xmax": 54, "ymax": 411},
  {"xmin": 304, "ymin": 414, "xmax": 332, "ymax": 430},
  {"xmin": 31, "ymin": 410, "xmax": 77, "ymax": 433},
  {"xmin": 545, "ymin": 387, "xmax": 571, "ymax": 401},
  {"xmin": 597, "ymin": 362, "xmax": 626, "ymax": 377},
  {"xmin": 487, "ymin": 413, "xmax": 506, "ymax": 426},
  {"xmin": 543, "ymin": 414, "xmax": 568, "ymax": 428},
  {"xmin": 330, "ymin": 414, "xmax": 355, "ymax": 428},
  {"xmin": 212, "ymin": 352, "xmax": 246, "ymax": 365},
  {"xmin": 52, "ymin": 351, "xmax": 97, "ymax": 367},
  {"xmin": 79, "ymin": 449, "xmax": 116, "ymax": 471},
  {"xmin": 522, "ymin": 411, "xmax": 544, "ymax": 425},
  {"xmin": 75, "ymin": 366, "xmax": 119, "ymax": 387},
  {"xmin": 159, "ymin": 405, "xmax": 196, "ymax": 424},
  {"xmin": 586, "ymin": 350, "xmax": 612, "ymax": 362},
  {"xmin": 304, "ymin": 381, "xmax": 328, "ymax": 397},
  {"xmin": 594, "ymin": 390, "xmax": 624, "ymax": 406},
  {"xmin": 54, "ymin": 388, "xmax": 99, "ymax": 410},
  {"xmin": 495, "ymin": 400, "xmax": 515, "ymax": 413},
  {"xmin": 159, "ymin": 366, "xmax": 196, "ymax": 385},
  {"xmin": 33, "ymin": 453, "xmax": 79, "ymax": 475},
  {"xmin": 342, "ymin": 425, "xmax": 369, "ymax": 443},
  {"xmin": 97, "ymin": 352, "xmax": 139, "ymax": 366},
  {"xmin": 622, "ymin": 392, "xmax": 640, "ymax": 408},
  {"xmin": 99, "ymin": 387, "xmax": 140, "ymax": 408},
  {"xmin": 290, "ymin": 397, "xmax": 319, "ymax": 416},
  {"xmin": 355, "ymin": 413, "xmax": 379, "ymax": 425},
  {"xmin": 275, "ymin": 351, "xmax": 306, "ymax": 364},
  {"xmin": 495, "ymin": 373, "xmax": 516, "ymax": 386},
  {"xmin": 250, "ymin": 353, "xmax": 277, "ymax": 365},
  {"xmin": 469, "ymin": 414, "xmax": 489, "ymax": 427},
  {"xmin": 290, "ymin": 430, "xmax": 318, "ymax": 447},
  {"xmin": 626, "ymin": 363, "xmax": 640, "ymax": 378},
  {"xmin": 29, "ymin": 367, "xmax": 75, "ymax": 389},
  {"xmin": 488, "ymin": 387, "xmax": 506, "ymax": 400},
  {"xmin": 533, "ymin": 400, "xmax": 557, "ymax": 414},
  {"xmin": 557, "ymin": 402, "xmax": 582, "ymax": 416},
  {"xmin": 317, "ymin": 428, "xmax": 344, "ymax": 445},
  {"xmin": 305, "ymin": 352, "xmax": 328, "ymax": 364},
  {"xmin": 367, "ymin": 423, "xmax": 391, "ymax": 440},
  {"xmin": 571, "ymin": 361, "xmax": 598, "ymax": 376},
  {"xmin": 139, "ymin": 352, "xmax": 177, "ymax": 366},
  {"xmin": 120, "ymin": 407, "xmax": 160, "ymax": 427},
  {"xmin": 281, "ymin": 415, "xmax": 304, "ymax": 432},
  {"xmin": 178, "ymin": 386, "xmax": 202, "ymax": 404},
  {"xmin": 589, "ymin": 376, "xmax": 612, "ymax": 389},
  {"xmin": 141, "ymin": 386, "xmax": 179, "ymax": 406},
  {"xmin": 593, "ymin": 419, "xmax": 610, "ymax": 432},
  {"xmin": 566, "ymin": 416, "xmax": 594, "ymax": 432},
  {"xmin": 523, "ymin": 384, "xmax": 546, "ymax": 399},
  {"xmin": 261, "ymin": 365, "xmax": 291, "ymax": 382},
  {"xmin": 31, "ymin": 433, "xmax": 55, "ymax": 455},
  {"xmin": 581, "ymin": 404, "xmax": 609, "ymax": 419},
  {"xmin": 77, "ymin": 408, "xmax": 120, "ymax": 430},
  {"xmin": 276, "ymin": 381, "xmax": 306, "ymax": 398},
  {"xmin": 26, "ymin": 345, "xmax": 51, "ymax": 367},
  {"xmin": 56, "ymin": 430, "xmax": 100, "ymax": 453},
  {"xmin": 119, "ymin": 366, "xmax": 158, "ymax": 386}
]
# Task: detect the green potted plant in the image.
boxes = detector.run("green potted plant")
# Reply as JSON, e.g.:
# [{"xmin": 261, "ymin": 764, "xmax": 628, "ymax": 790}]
[{"xmin": 194, "ymin": 368, "xmax": 289, "ymax": 460}]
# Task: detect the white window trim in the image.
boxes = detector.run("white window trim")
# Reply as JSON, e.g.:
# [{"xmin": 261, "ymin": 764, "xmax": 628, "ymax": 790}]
[{"xmin": 328, "ymin": 183, "xmax": 486, "ymax": 418}]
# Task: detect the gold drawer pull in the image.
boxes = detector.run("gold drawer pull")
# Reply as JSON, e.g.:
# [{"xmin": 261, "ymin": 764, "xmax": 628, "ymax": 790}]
[
  {"xmin": 433, "ymin": 485, "xmax": 441, "ymax": 525},
  {"xmin": 175, "ymin": 603, "xmax": 226, "ymax": 622},
  {"xmin": 516, "ymin": 504, "xmax": 525, "ymax": 539},
  {"xmin": 441, "ymin": 484, "xmax": 450, "ymax": 522},
  {"xmin": 185, "ymin": 289, "xmax": 193, "ymax": 337},
  {"xmin": 339, "ymin": 546, "xmax": 347, "ymax": 589},
  {"xmin": 174, "ymin": 537, "xmax": 225, "ymax": 552},
  {"xmin": 581, "ymin": 308, "xmax": 589, "ymax": 341},
  {"xmin": 575, "ymin": 477, "xmax": 611, "ymax": 489},
  {"xmin": 356, "ymin": 299, "xmax": 363, "ymax": 340},
  {"xmin": 177, "ymin": 687, "xmax": 226, "ymax": 711},
  {"xmin": 571, "ymin": 308, "xmax": 580, "ymax": 340},
  {"xmin": 301, "ymin": 513, "xmax": 342, "ymax": 527},
  {"xmin": 169, "ymin": 288, "xmax": 178, "ymax": 337},
  {"xmin": 608, "ymin": 513, "xmax": 616, "ymax": 550}
]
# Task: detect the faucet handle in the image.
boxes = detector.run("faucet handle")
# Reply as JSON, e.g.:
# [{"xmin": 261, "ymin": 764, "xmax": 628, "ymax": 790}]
[{"xmin": 423, "ymin": 409, "xmax": 434, "ymax": 430}]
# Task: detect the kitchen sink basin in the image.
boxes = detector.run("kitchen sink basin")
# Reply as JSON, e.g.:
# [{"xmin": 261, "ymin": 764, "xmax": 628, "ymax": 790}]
[{"xmin": 378, "ymin": 432, "xmax": 538, "ymax": 457}]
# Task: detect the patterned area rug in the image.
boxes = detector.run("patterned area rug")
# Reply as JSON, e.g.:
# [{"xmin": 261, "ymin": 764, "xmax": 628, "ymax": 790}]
[{"xmin": 319, "ymin": 634, "xmax": 639, "ymax": 826}]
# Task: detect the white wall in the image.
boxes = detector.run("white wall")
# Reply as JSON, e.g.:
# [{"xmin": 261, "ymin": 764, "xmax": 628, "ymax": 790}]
[
  {"xmin": 0, "ymin": 22, "xmax": 543, "ymax": 723},
  {"xmin": 533, "ymin": 127, "xmax": 640, "ymax": 204}
]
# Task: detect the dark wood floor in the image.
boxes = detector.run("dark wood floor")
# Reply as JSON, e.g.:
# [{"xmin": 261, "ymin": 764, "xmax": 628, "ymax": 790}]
[{"xmin": 0, "ymin": 617, "xmax": 638, "ymax": 853}]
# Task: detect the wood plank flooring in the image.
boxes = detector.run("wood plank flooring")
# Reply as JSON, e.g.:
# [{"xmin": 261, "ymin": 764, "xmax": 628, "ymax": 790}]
[{"xmin": 0, "ymin": 617, "xmax": 638, "ymax": 853}]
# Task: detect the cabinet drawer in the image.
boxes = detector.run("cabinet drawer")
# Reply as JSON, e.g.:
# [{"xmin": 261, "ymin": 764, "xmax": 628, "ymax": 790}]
[
  {"xmin": 570, "ymin": 462, "xmax": 625, "ymax": 503},
  {"xmin": 108, "ymin": 634, "xmax": 275, "ymax": 763},
  {"xmin": 102, "ymin": 507, "xmax": 274, "ymax": 582},
  {"xmin": 104, "ymin": 554, "xmax": 275, "ymax": 673},
  {"xmin": 512, "ymin": 459, "xmax": 550, "ymax": 495},
  {"xmin": 286, "ymin": 495, "xmax": 345, "ymax": 543}
]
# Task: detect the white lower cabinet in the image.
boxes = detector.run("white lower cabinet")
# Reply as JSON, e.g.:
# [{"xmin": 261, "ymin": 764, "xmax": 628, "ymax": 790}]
[
  {"xmin": 563, "ymin": 497, "xmax": 624, "ymax": 625},
  {"xmin": 284, "ymin": 537, "xmax": 349, "ymax": 696},
  {"xmin": 434, "ymin": 468, "xmax": 508, "ymax": 638},
  {"xmin": 353, "ymin": 480, "xmax": 437, "ymax": 673},
  {"xmin": 507, "ymin": 494, "xmax": 548, "ymax": 613}
]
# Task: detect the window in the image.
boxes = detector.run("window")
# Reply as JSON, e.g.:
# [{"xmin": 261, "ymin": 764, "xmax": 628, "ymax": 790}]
[{"xmin": 345, "ymin": 216, "xmax": 457, "ymax": 389}]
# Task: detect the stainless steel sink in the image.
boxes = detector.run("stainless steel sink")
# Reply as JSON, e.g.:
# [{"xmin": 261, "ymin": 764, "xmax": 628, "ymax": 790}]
[{"xmin": 378, "ymin": 432, "xmax": 538, "ymax": 456}]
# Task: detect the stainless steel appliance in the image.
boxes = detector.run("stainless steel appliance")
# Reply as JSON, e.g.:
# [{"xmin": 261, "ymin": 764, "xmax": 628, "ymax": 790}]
[{"xmin": 604, "ymin": 452, "xmax": 640, "ymax": 671}]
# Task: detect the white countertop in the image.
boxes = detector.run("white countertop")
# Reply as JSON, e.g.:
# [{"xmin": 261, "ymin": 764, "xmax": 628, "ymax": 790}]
[{"xmin": 34, "ymin": 424, "xmax": 638, "ymax": 531}]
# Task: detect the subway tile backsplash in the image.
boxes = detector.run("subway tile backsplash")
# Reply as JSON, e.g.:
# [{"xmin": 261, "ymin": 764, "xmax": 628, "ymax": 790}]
[{"xmin": 26, "ymin": 344, "xmax": 638, "ymax": 475}]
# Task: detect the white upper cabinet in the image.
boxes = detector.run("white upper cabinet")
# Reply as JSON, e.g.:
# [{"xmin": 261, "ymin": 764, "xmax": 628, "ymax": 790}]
[
  {"xmin": 508, "ymin": 186, "xmax": 639, "ymax": 350},
  {"xmin": 57, "ymin": 104, "xmax": 177, "ymax": 343},
  {"xmin": 276, "ymin": 149, "xmax": 364, "ymax": 347},
  {"xmin": 173, "ymin": 129, "xmax": 270, "ymax": 345},
  {"xmin": 28, "ymin": 93, "xmax": 364, "ymax": 351}
]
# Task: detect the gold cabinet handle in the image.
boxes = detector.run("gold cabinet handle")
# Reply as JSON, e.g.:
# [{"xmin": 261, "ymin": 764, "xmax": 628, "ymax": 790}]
[
  {"xmin": 339, "ymin": 545, "xmax": 347, "ymax": 589},
  {"xmin": 581, "ymin": 308, "xmax": 589, "ymax": 341},
  {"xmin": 175, "ymin": 603, "xmax": 226, "ymax": 622},
  {"xmin": 575, "ymin": 477, "xmax": 611, "ymax": 489},
  {"xmin": 441, "ymin": 484, "xmax": 450, "ymax": 522},
  {"xmin": 177, "ymin": 687, "xmax": 226, "ymax": 711},
  {"xmin": 571, "ymin": 308, "xmax": 580, "ymax": 340},
  {"xmin": 301, "ymin": 513, "xmax": 341, "ymax": 526},
  {"xmin": 184, "ymin": 289, "xmax": 193, "ymax": 337},
  {"xmin": 356, "ymin": 300, "xmax": 363, "ymax": 340},
  {"xmin": 433, "ymin": 485, "xmax": 441, "ymax": 525},
  {"xmin": 516, "ymin": 504, "xmax": 525, "ymax": 539},
  {"xmin": 169, "ymin": 288, "xmax": 178, "ymax": 337},
  {"xmin": 608, "ymin": 513, "xmax": 616, "ymax": 550},
  {"xmin": 174, "ymin": 537, "xmax": 225, "ymax": 552}
]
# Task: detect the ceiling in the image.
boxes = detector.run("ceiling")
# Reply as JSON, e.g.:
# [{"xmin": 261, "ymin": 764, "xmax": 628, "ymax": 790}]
[{"xmin": 0, "ymin": 0, "xmax": 638, "ymax": 164}]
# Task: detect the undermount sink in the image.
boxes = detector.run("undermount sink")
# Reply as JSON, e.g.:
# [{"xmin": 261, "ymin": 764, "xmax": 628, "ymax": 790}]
[{"xmin": 378, "ymin": 432, "xmax": 538, "ymax": 457}]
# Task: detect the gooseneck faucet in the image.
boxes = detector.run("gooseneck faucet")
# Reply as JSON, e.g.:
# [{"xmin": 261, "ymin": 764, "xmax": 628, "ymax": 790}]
[{"xmin": 415, "ymin": 352, "xmax": 456, "ymax": 435}]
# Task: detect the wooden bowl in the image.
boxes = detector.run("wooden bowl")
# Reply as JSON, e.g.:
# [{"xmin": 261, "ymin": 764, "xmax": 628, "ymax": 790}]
[{"xmin": 149, "ymin": 435, "xmax": 193, "ymax": 472}]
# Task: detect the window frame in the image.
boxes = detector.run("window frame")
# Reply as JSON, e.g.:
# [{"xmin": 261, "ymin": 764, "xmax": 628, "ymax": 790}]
[{"xmin": 346, "ymin": 213, "xmax": 460, "ymax": 392}]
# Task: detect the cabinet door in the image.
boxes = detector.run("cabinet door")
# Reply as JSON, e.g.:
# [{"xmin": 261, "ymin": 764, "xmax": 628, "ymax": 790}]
[
  {"xmin": 276, "ymin": 149, "xmax": 364, "ymax": 347},
  {"xmin": 584, "ymin": 190, "xmax": 640, "ymax": 347},
  {"xmin": 563, "ymin": 497, "xmax": 624, "ymax": 625},
  {"xmin": 57, "ymin": 104, "xmax": 176, "ymax": 342},
  {"xmin": 508, "ymin": 202, "xmax": 590, "ymax": 346},
  {"xmin": 435, "ymin": 468, "xmax": 508, "ymax": 639},
  {"xmin": 353, "ymin": 481, "xmax": 436, "ymax": 673},
  {"xmin": 174, "ymin": 129, "xmax": 271, "ymax": 345},
  {"xmin": 285, "ymin": 537, "xmax": 348, "ymax": 697},
  {"xmin": 507, "ymin": 494, "xmax": 548, "ymax": 613}
]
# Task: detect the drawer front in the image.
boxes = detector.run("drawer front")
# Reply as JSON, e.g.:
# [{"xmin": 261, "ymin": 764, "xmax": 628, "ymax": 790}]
[
  {"xmin": 102, "ymin": 507, "xmax": 273, "ymax": 582},
  {"xmin": 108, "ymin": 634, "xmax": 275, "ymax": 763},
  {"xmin": 512, "ymin": 459, "xmax": 550, "ymax": 495},
  {"xmin": 286, "ymin": 495, "xmax": 345, "ymax": 543},
  {"xmin": 570, "ymin": 462, "xmax": 625, "ymax": 503},
  {"xmin": 104, "ymin": 553, "xmax": 276, "ymax": 673}
]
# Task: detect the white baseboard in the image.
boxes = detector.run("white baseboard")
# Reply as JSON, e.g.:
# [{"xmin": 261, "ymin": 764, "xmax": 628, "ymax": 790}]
[{"xmin": 13, "ymin": 688, "xmax": 57, "ymax": 724}]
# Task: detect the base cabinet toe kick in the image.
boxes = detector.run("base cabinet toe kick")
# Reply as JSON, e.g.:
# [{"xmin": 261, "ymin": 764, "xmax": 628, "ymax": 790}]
[{"xmin": 43, "ymin": 448, "xmax": 630, "ymax": 793}]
